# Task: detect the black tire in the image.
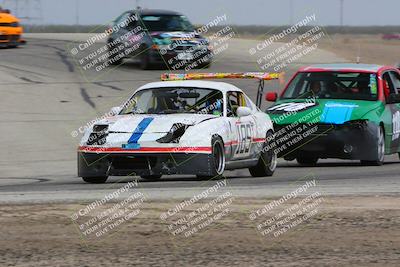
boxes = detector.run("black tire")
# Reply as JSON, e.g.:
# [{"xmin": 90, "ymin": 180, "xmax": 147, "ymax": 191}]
[
  {"xmin": 197, "ymin": 136, "xmax": 225, "ymax": 179},
  {"xmin": 361, "ymin": 126, "xmax": 385, "ymax": 166},
  {"xmin": 140, "ymin": 175, "xmax": 162, "ymax": 181},
  {"xmin": 249, "ymin": 132, "xmax": 277, "ymax": 177},
  {"xmin": 140, "ymin": 49, "xmax": 152, "ymax": 70},
  {"xmin": 82, "ymin": 177, "xmax": 108, "ymax": 184},
  {"xmin": 108, "ymin": 40, "xmax": 123, "ymax": 65},
  {"xmin": 296, "ymin": 156, "xmax": 318, "ymax": 166}
]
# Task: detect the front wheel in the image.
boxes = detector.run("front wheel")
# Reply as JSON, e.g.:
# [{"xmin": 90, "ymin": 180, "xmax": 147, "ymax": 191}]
[
  {"xmin": 197, "ymin": 136, "xmax": 225, "ymax": 179},
  {"xmin": 249, "ymin": 132, "xmax": 277, "ymax": 177},
  {"xmin": 82, "ymin": 177, "xmax": 108, "ymax": 184},
  {"xmin": 361, "ymin": 126, "xmax": 385, "ymax": 166}
]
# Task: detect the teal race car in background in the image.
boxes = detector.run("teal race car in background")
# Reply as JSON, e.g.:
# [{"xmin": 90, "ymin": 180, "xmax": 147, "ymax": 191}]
[{"xmin": 265, "ymin": 64, "xmax": 400, "ymax": 166}]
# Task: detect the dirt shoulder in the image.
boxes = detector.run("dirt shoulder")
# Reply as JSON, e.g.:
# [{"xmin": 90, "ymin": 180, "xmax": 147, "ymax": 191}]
[
  {"xmin": 0, "ymin": 195, "xmax": 399, "ymax": 267},
  {"xmin": 319, "ymin": 34, "xmax": 400, "ymax": 65}
]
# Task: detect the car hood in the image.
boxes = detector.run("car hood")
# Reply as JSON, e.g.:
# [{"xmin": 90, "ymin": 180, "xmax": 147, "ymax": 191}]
[
  {"xmin": 94, "ymin": 113, "xmax": 218, "ymax": 133},
  {"xmin": 267, "ymin": 99, "xmax": 383, "ymax": 124}
]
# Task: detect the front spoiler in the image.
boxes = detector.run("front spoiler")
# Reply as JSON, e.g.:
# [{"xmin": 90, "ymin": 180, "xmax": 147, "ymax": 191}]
[
  {"xmin": 78, "ymin": 151, "xmax": 214, "ymax": 177},
  {"xmin": 0, "ymin": 39, "xmax": 26, "ymax": 47},
  {"xmin": 275, "ymin": 122, "xmax": 380, "ymax": 161}
]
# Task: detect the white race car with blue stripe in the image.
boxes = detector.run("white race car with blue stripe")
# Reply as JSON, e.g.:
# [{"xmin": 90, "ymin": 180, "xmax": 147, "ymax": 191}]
[{"xmin": 78, "ymin": 74, "xmax": 277, "ymax": 183}]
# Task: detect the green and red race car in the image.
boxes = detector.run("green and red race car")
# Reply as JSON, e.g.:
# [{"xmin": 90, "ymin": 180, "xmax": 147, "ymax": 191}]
[{"xmin": 265, "ymin": 63, "xmax": 400, "ymax": 166}]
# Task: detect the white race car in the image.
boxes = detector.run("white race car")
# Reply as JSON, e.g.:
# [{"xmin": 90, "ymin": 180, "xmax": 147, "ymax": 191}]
[{"xmin": 78, "ymin": 72, "xmax": 279, "ymax": 183}]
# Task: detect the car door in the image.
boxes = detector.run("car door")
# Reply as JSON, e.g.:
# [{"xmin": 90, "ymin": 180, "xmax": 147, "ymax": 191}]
[
  {"xmin": 226, "ymin": 91, "xmax": 257, "ymax": 160},
  {"xmin": 385, "ymin": 71, "xmax": 400, "ymax": 153}
]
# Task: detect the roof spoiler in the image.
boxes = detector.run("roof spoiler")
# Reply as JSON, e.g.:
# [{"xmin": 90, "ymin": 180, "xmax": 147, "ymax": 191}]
[
  {"xmin": 161, "ymin": 72, "xmax": 284, "ymax": 108},
  {"xmin": 161, "ymin": 72, "xmax": 281, "ymax": 81}
]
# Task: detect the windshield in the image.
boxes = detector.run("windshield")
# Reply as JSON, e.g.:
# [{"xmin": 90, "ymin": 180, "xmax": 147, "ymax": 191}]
[
  {"xmin": 282, "ymin": 72, "xmax": 378, "ymax": 101},
  {"xmin": 140, "ymin": 15, "xmax": 194, "ymax": 32},
  {"xmin": 120, "ymin": 87, "xmax": 224, "ymax": 115}
]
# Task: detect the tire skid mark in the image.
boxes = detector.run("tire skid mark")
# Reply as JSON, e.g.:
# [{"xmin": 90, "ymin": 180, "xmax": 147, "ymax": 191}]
[
  {"xmin": 0, "ymin": 63, "xmax": 51, "ymax": 77},
  {"xmin": 19, "ymin": 77, "xmax": 43, "ymax": 84},
  {"xmin": 93, "ymin": 81, "xmax": 124, "ymax": 91},
  {"xmin": 80, "ymin": 87, "xmax": 96, "ymax": 109},
  {"xmin": 37, "ymin": 43, "xmax": 75, "ymax": 72},
  {"xmin": 55, "ymin": 50, "xmax": 75, "ymax": 72}
]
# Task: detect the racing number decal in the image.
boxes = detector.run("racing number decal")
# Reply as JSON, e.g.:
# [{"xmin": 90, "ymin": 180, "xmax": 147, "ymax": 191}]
[{"xmin": 235, "ymin": 123, "xmax": 253, "ymax": 156}]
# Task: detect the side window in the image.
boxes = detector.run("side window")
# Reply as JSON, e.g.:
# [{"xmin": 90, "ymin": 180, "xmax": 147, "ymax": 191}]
[
  {"xmin": 382, "ymin": 72, "xmax": 396, "ymax": 98},
  {"xmin": 227, "ymin": 91, "xmax": 251, "ymax": 117},
  {"xmin": 389, "ymin": 71, "xmax": 400, "ymax": 94}
]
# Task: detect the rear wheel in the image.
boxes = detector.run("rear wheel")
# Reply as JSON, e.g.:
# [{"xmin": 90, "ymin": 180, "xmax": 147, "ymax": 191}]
[
  {"xmin": 361, "ymin": 126, "xmax": 385, "ymax": 166},
  {"xmin": 82, "ymin": 177, "xmax": 108, "ymax": 184},
  {"xmin": 140, "ymin": 175, "xmax": 162, "ymax": 181},
  {"xmin": 249, "ymin": 132, "xmax": 277, "ymax": 177},
  {"xmin": 296, "ymin": 156, "xmax": 318, "ymax": 166}
]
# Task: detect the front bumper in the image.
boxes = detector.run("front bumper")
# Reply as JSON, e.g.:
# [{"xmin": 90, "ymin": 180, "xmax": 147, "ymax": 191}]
[
  {"xmin": 148, "ymin": 48, "xmax": 212, "ymax": 67},
  {"xmin": 0, "ymin": 34, "xmax": 26, "ymax": 47},
  {"xmin": 274, "ymin": 122, "xmax": 379, "ymax": 161},
  {"xmin": 78, "ymin": 151, "xmax": 214, "ymax": 177}
]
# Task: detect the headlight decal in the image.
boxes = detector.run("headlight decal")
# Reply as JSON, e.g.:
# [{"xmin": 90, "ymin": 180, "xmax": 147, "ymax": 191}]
[
  {"xmin": 157, "ymin": 123, "xmax": 190, "ymax": 143},
  {"xmin": 320, "ymin": 102, "xmax": 358, "ymax": 124}
]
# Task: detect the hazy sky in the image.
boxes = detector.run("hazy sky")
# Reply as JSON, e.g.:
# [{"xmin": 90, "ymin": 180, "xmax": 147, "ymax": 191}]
[{"xmin": 3, "ymin": 0, "xmax": 400, "ymax": 26}]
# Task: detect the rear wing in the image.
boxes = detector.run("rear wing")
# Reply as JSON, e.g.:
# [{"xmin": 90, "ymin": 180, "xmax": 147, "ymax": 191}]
[{"xmin": 160, "ymin": 72, "xmax": 283, "ymax": 108}]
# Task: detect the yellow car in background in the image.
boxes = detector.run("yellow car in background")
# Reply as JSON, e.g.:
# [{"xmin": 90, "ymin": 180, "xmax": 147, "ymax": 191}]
[{"xmin": 0, "ymin": 8, "xmax": 25, "ymax": 48}]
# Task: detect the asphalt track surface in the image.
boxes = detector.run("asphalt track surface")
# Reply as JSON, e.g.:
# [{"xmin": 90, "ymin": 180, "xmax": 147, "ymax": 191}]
[{"xmin": 0, "ymin": 35, "xmax": 399, "ymax": 203}]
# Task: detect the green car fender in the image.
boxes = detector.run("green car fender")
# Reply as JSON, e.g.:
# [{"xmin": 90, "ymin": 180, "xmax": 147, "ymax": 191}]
[{"xmin": 267, "ymin": 98, "xmax": 399, "ymax": 156}]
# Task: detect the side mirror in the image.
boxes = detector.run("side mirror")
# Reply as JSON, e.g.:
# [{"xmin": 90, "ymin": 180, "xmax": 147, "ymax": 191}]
[
  {"xmin": 110, "ymin": 106, "xmax": 122, "ymax": 115},
  {"xmin": 387, "ymin": 93, "xmax": 400, "ymax": 104},
  {"xmin": 265, "ymin": 92, "xmax": 278, "ymax": 102},
  {"xmin": 237, "ymin": 106, "xmax": 252, "ymax": 117}
]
